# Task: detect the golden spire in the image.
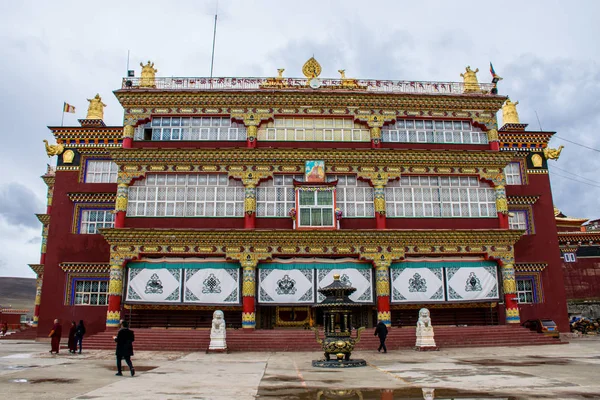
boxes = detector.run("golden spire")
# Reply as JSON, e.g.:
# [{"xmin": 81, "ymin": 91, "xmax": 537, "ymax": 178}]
[
  {"xmin": 460, "ymin": 66, "xmax": 480, "ymax": 93},
  {"xmin": 502, "ymin": 99, "xmax": 520, "ymax": 125},
  {"xmin": 302, "ymin": 57, "xmax": 322, "ymax": 79}
]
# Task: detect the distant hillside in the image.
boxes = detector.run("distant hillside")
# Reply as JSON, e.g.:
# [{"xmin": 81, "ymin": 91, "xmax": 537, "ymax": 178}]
[{"xmin": 0, "ymin": 277, "xmax": 36, "ymax": 314}]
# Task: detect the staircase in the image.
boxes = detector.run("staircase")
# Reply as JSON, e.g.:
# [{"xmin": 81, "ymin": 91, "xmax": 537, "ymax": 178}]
[
  {"xmin": 80, "ymin": 325, "xmax": 563, "ymax": 352},
  {"xmin": 0, "ymin": 326, "xmax": 38, "ymax": 340}
]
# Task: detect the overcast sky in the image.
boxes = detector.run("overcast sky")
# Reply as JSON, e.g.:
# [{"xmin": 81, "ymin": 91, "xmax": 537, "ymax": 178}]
[{"xmin": 1, "ymin": 0, "xmax": 599, "ymax": 278}]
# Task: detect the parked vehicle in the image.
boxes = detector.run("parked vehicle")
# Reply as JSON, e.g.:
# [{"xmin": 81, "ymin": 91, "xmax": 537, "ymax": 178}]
[{"xmin": 522, "ymin": 319, "xmax": 560, "ymax": 338}]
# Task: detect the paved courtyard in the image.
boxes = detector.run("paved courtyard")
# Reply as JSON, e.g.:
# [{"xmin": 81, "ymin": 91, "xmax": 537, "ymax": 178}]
[{"xmin": 1, "ymin": 338, "xmax": 600, "ymax": 399}]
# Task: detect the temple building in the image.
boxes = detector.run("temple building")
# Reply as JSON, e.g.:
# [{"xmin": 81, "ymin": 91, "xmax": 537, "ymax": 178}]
[{"xmin": 31, "ymin": 57, "xmax": 570, "ymax": 337}]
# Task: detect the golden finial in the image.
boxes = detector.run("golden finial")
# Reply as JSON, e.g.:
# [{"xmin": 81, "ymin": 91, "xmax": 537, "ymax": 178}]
[
  {"xmin": 502, "ymin": 99, "xmax": 520, "ymax": 125},
  {"xmin": 544, "ymin": 145, "xmax": 564, "ymax": 161},
  {"xmin": 302, "ymin": 56, "xmax": 322, "ymax": 79},
  {"xmin": 460, "ymin": 66, "xmax": 481, "ymax": 93},
  {"xmin": 43, "ymin": 140, "xmax": 64, "ymax": 158},
  {"xmin": 333, "ymin": 273, "xmax": 341, "ymax": 280},
  {"xmin": 86, "ymin": 94, "xmax": 106, "ymax": 120},
  {"xmin": 338, "ymin": 69, "xmax": 346, "ymax": 79},
  {"xmin": 277, "ymin": 68, "xmax": 285, "ymax": 78},
  {"xmin": 139, "ymin": 60, "xmax": 157, "ymax": 87}
]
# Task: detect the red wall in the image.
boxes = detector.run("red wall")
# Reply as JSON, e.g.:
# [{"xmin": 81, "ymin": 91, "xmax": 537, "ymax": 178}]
[
  {"xmin": 507, "ymin": 174, "xmax": 570, "ymax": 331},
  {"xmin": 562, "ymin": 257, "xmax": 600, "ymax": 300}
]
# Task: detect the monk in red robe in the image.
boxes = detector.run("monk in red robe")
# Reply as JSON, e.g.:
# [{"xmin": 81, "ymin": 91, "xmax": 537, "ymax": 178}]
[{"xmin": 48, "ymin": 319, "xmax": 62, "ymax": 354}]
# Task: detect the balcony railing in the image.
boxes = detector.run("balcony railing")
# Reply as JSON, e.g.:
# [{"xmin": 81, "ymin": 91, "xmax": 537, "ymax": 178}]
[{"xmin": 121, "ymin": 77, "xmax": 496, "ymax": 95}]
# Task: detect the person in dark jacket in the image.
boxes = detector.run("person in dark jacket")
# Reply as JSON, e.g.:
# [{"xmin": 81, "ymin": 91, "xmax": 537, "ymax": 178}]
[
  {"xmin": 68, "ymin": 321, "xmax": 77, "ymax": 353},
  {"xmin": 75, "ymin": 320, "xmax": 86, "ymax": 354},
  {"xmin": 48, "ymin": 319, "xmax": 62, "ymax": 354},
  {"xmin": 113, "ymin": 320, "xmax": 135, "ymax": 376},
  {"xmin": 374, "ymin": 320, "xmax": 388, "ymax": 353}
]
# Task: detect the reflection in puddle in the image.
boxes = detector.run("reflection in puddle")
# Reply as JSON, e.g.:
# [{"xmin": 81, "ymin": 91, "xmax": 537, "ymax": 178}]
[
  {"xmin": 11, "ymin": 378, "xmax": 78, "ymax": 384},
  {"xmin": 257, "ymin": 387, "xmax": 519, "ymax": 399}
]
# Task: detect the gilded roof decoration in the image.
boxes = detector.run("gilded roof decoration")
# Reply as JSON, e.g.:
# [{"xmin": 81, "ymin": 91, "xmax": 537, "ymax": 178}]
[
  {"xmin": 67, "ymin": 193, "xmax": 117, "ymax": 203},
  {"xmin": 514, "ymin": 263, "xmax": 547, "ymax": 272},
  {"xmin": 557, "ymin": 231, "xmax": 600, "ymax": 244},
  {"xmin": 60, "ymin": 263, "xmax": 111, "ymax": 273},
  {"xmin": 507, "ymin": 196, "xmax": 539, "ymax": 206},
  {"xmin": 50, "ymin": 126, "xmax": 123, "ymax": 140},
  {"xmin": 36, "ymin": 214, "xmax": 50, "ymax": 225},
  {"xmin": 28, "ymin": 264, "xmax": 44, "ymax": 275}
]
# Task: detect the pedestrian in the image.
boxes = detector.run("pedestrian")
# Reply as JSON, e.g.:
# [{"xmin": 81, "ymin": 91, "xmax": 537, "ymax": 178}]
[
  {"xmin": 75, "ymin": 320, "xmax": 86, "ymax": 354},
  {"xmin": 374, "ymin": 319, "xmax": 388, "ymax": 353},
  {"xmin": 113, "ymin": 320, "xmax": 135, "ymax": 377},
  {"xmin": 68, "ymin": 321, "xmax": 77, "ymax": 353},
  {"xmin": 48, "ymin": 319, "xmax": 62, "ymax": 354}
]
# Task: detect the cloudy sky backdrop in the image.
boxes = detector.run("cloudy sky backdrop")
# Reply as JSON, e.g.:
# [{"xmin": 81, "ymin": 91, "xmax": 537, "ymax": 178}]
[{"xmin": 1, "ymin": 0, "xmax": 599, "ymax": 277}]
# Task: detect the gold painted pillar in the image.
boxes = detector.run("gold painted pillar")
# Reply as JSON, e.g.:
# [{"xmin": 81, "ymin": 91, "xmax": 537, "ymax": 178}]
[
  {"xmin": 115, "ymin": 182, "xmax": 129, "ymax": 228},
  {"xmin": 33, "ymin": 276, "xmax": 42, "ymax": 327},
  {"xmin": 494, "ymin": 184, "xmax": 509, "ymax": 229},
  {"xmin": 229, "ymin": 252, "xmax": 271, "ymax": 330},
  {"xmin": 106, "ymin": 253, "xmax": 134, "ymax": 328},
  {"xmin": 244, "ymin": 183, "xmax": 257, "ymax": 229},
  {"xmin": 502, "ymin": 262, "xmax": 520, "ymax": 324},
  {"xmin": 374, "ymin": 259, "xmax": 391, "ymax": 327},
  {"xmin": 231, "ymin": 113, "xmax": 273, "ymax": 149},
  {"xmin": 122, "ymin": 125, "xmax": 135, "ymax": 148}
]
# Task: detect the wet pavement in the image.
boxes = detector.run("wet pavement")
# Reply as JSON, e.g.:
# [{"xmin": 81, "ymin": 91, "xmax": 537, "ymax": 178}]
[{"xmin": 1, "ymin": 337, "xmax": 600, "ymax": 399}]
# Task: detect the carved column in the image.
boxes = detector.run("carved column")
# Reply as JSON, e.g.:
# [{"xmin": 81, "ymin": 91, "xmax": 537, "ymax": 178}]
[
  {"xmin": 362, "ymin": 252, "xmax": 402, "ymax": 327},
  {"xmin": 115, "ymin": 183, "xmax": 129, "ymax": 228},
  {"xmin": 491, "ymin": 250, "xmax": 520, "ymax": 324},
  {"xmin": 122, "ymin": 125, "xmax": 135, "ymax": 148},
  {"xmin": 481, "ymin": 172, "xmax": 509, "ymax": 229},
  {"xmin": 355, "ymin": 114, "xmax": 395, "ymax": 149},
  {"xmin": 106, "ymin": 253, "xmax": 134, "ymax": 328},
  {"xmin": 33, "ymin": 276, "xmax": 43, "ymax": 327},
  {"xmin": 473, "ymin": 114, "xmax": 500, "ymax": 151},
  {"xmin": 357, "ymin": 171, "xmax": 401, "ymax": 230},
  {"xmin": 231, "ymin": 113, "xmax": 273, "ymax": 149},
  {"xmin": 228, "ymin": 252, "xmax": 271, "ymax": 330},
  {"xmin": 230, "ymin": 170, "xmax": 273, "ymax": 229}
]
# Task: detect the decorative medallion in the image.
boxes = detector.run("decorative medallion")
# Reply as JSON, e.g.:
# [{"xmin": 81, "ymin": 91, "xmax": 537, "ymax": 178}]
[
  {"xmin": 276, "ymin": 274, "xmax": 297, "ymax": 295},
  {"xmin": 302, "ymin": 57, "xmax": 322, "ymax": 78},
  {"xmin": 145, "ymin": 273, "xmax": 163, "ymax": 294},
  {"xmin": 465, "ymin": 272, "xmax": 482, "ymax": 292},
  {"xmin": 408, "ymin": 272, "xmax": 427, "ymax": 292},
  {"xmin": 202, "ymin": 273, "xmax": 222, "ymax": 294}
]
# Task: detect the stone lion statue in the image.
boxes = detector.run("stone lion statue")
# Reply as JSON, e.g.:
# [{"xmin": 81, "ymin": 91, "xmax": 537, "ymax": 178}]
[
  {"xmin": 417, "ymin": 308, "xmax": 431, "ymax": 329},
  {"xmin": 211, "ymin": 310, "xmax": 226, "ymax": 337}
]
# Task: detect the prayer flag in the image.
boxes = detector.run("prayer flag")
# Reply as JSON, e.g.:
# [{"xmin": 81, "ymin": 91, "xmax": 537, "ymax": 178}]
[
  {"xmin": 63, "ymin": 102, "xmax": 76, "ymax": 113},
  {"xmin": 489, "ymin": 62, "xmax": 498, "ymax": 77}
]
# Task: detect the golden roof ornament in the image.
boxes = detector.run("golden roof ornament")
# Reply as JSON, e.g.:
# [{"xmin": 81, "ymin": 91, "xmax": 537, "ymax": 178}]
[
  {"xmin": 277, "ymin": 68, "xmax": 285, "ymax": 78},
  {"xmin": 140, "ymin": 61, "xmax": 157, "ymax": 87},
  {"xmin": 460, "ymin": 66, "xmax": 481, "ymax": 93},
  {"xmin": 43, "ymin": 140, "xmax": 64, "ymax": 158},
  {"xmin": 85, "ymin": 94, "xmax": 106, "ymax": 120},
  {"xmin": 338, "ymin": 70, "xmax": 346, "ymax": 79},
  {"xmin": 544, "ymin": 145, "xmax": 564, "ymax": 161},
  {"xmin": 502, "ymin": 99, "xmax": 520, "ymax": 125},
  {"xmin": 302, "ymin": 57, "xmax": 322, "ymax": 79}
]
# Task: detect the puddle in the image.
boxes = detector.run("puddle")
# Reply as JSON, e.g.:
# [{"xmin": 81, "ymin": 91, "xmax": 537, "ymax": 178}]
[
  {"xmin": 11, "ymin": 378, "xmax": 78, "ymax": 384},
  {"xmin": 462, "ymin": 358, "xmax": 571, "ymax": 367},
  {"xmin": 1, "ymin": 365, "xmax": 39, "ymax": 371},
  {"xmin": 2, "ymin": 353, "xmax": 34, "ymax": 359},
  {"xmin": 256, "ymin": 387, "xmax": 522, "ymax": 399}
]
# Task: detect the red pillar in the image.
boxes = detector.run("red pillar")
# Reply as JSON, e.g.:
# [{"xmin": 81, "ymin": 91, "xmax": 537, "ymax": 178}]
[
  {"xmin": 115, "ymin": 211, "xmax": 126, "ymax": 228},
  {"xmin": 375, "ymin": 212, "xmax": 386, "ymax": 229},
  {"xmin": 371, "ymin": 139, "xmax": 382, "ymax": 149},
  {"xmin": 244, "ymin": 213, "xmax": 255, "ymax": 229},
  {"xmin": 490, "ymin": 141, "xmax": 500, "ymax": 151},
  {"xmin": 498, "ymin": 212, "xmax": 509, "ymax": 229},
  {"xmin": 242, "ymin": 266, "xmax": 256, "ymax": 330},
  {"xmin": 123, "ymin": 137, "xmax": 133, "ymax": 148}
]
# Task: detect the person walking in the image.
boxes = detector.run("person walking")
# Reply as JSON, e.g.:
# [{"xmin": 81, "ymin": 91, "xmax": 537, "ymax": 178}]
[
  {"xmin": 48, "ymin": 319, "xmax": 62, "ymax": 354},
  {"xmin": 75, "ymin": 320, "xmax": 86, "ymax": 354},
  {"xmin": 67, "ymin": 321, "xmax": 77, "ymax": 353},
  {"xmin": 374, "ymin": 320, "xmax": 388, "ymax": 353},
  {"xmin": 113, "ymin": 320, "xmax": 135, "ymax": 377}
]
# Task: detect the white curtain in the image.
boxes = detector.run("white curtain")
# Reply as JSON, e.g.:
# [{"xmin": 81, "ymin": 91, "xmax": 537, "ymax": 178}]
[
  {"xmin": 258, "ymin": 269, "xmax": 314, "ymax": 304},
  {"xmin": 391, "ymin": 267, "xmax": 445, "ymax": 303},
  {"xmin": 184, "ymin": 268, "xmax": 240, "ymax": 304},
  {"xmin": 126, "ymin": 268, "xmax": 182, "ymax": 303}
]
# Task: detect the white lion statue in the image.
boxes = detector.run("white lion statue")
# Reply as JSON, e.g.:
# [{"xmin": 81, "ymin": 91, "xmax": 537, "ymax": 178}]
[
  {"xmin": 415, "ymin": 307, "xmax": 436, "ymax": 348},
  {"xmin": 417, "ymin": 308, "xmax": 432, "ymax": 329},
  {"xmin": 209, "ymin": 310, "xmax": 227, "ymax": 350}
]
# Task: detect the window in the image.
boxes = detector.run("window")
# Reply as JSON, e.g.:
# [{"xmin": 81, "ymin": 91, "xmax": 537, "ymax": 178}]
[
  {"xmin": 328, "ymin": 175, "xmax": 374, "ymax": 217},
  {"xmin": 385, "ymin": 176, "xmax": 496, "ymax": 217},
  {"xmin": 297, "ymin": 188, "xmax": 335, "ymax": 227},
  {"xmin": 382, "ymin": 119, "xmax": 488, "ymax": 144},
  {"xmin": 133, "ymin": 117, "xmax": 247, "ymax": 141},
  {"xmin": 257, "ymin": 175, "xmax": 302, "ymax": 217},
  {"xmin": 85, "ymin": 160, "xmax": 118, "ymax": 183},
  {"xmin": 516, "ymin": 278, "xmax": 534, "ymax": 304},
  {"xmin": 74, "ymin": 280, "xmax": 108, "ymax": 305},
  {"xmin": 504, "ymin": 162, "xmax": 522, "ymax": 185},
  {"xmin": 563, "ymin": 252, "xmax": 576, "ymax": 263},
  {"xmin": 127, "ymin": 174, "xmax": 244, "ymax": 217},
  {"xmin": 258, "ymin": 118, "xmax": 370, "ymax": 142},
  {"xmin": 79, "ymin": 210, "xmax": 115, "ymax": 234},
  {"xmin": 509, "ymin": 210, "xmax": 529, "ymax": 233}
]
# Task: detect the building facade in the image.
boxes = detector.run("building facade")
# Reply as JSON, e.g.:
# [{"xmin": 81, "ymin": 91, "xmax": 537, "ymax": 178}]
[{"xmin": 32, "ymin": 58, "xmax": 569, "ymax": 336}]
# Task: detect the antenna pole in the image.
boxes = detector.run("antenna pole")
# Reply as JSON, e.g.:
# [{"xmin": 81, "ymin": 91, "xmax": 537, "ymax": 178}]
[
  {"xmin": 209, "ymin": 0, "xmax": 218, "ymax": 81},
  {"xmin": 534, "ymin": 110, "xmax": 543, "ymax": 131},
  {"xmin": 127, "ymin": 49, "xmax": 130, "ymax": 73}
]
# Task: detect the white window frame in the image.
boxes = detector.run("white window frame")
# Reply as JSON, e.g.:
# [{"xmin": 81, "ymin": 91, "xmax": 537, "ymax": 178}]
[
  {"xmin": 382, "ymin": 119, "xmax": 488, "ymax": 145},
  {"xmin": 385, "ymin": 176, "xmax": 496, "ymax": 218},
  {"xmin": 516, "ymin": 278, "xmax": 534, "ymax": 304},
  {"xmin": 74, "ymin": 280, "xmax": 109, "ymax": 306},
  {"xmin": 563, "ymin": 252, "xmax": 577, "ymax": 263},
  {"xmin": 329, "ymin": 175, "xmax": 374, "ymax": 218},
  {"xmin": 79, "ymin": 209, "xmax": 115, "ymax": 234},
  {"xmin": 504, "ymin": 162, "xmax": 522, "ymax": 185},
  {"xmin": 148, "ymin": 117, "xmax": 246, "ymax": 141},
  {"xmin": 259, "ymin": 118, "xmax": 369, "ymax": 142},
  {"xmin": 84, "ymin": 160, "xmax": 118, "ymax": 183},
  {"xmin": 509, "ymin": 210, "xmax": 529, "ymax": 233},
  {"xmin": 127, "ymin": 174, "xmax": 244, "ymax": 217},
  {"xmin": 296, "ymin": 188, "xmax": 336, "ymax": 228},
  {"xmin": 256, "ymin": 175, "xmax": 302, "ymax": 217}
]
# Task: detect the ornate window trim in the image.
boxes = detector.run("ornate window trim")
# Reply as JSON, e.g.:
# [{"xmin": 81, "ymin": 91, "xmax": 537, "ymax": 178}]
[
  {"xmin": 80, "ymin": 158, "xmax": 119, "ymax": 183},
  {"xmin": 508, "ymin": 205, "xmax": 535, "ymax": 235},
  {"xmin": 64, "ymin": 272, "xmax": 110, "ymax": 306},
  {"xmin": 515, "ymin": 272, "xmax": 543, "ymax": 303},
  {"xmin": 72, "ymin": 204, "xmax": 115, "ymax": 234}
]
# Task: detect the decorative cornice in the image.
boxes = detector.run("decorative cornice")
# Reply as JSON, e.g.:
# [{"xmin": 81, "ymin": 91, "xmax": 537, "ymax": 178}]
[
  {"xmin": 100, "ymin": 228, "xmax": 523, "ymax": 260},
  {"xmin": 514, "ymin": 263, "xmax": 547, "ymax": 272},
  {"xmin": 507, "ymin": 196, "xmax": 539, "ymax": 206},
  {"xmin": 41, "ymin": 176, "xmax": 55, "ymax": 187},
  {"xmin": 114, "ymin": 91, "xmax": 507, "ymax": 113},
  {"xmin": 59, "ymin": 263, "xmax": 111, "ymax": 273},
  {"xmin": 0, "ymin": 308, "xmax": 30, "ymax": 314},
  {"xmin": 557, "ymin": 231, "xmax": 600, "ymax": 245},
  {"xmin": 36, "ymin": 214, "xmax": 50, "ymax": 225},
  {"xmin": 28, "ymin": 264, "xmax": 44, "ymax": 276},
  {"xmin": 68, "ymin": 193, "xmax": 117, "ymax": 203},
  {"xmin": 109, "ymin": 148, "xmax": 515, "ymax": 178},
  {"xmin": 50, "ymin": 126, "xmax": 122, "ymax": 139},
  {"xmin": 56, "ymin": 166, "xmax": 80, "ymax": 171}
]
